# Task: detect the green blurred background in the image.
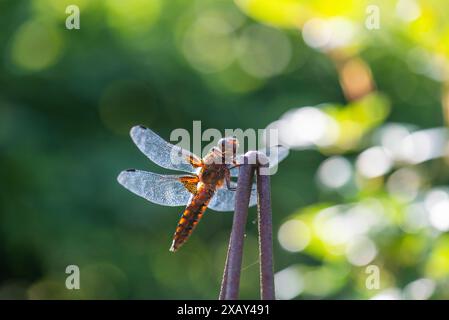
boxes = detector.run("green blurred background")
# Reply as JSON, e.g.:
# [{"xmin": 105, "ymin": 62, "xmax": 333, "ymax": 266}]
[{"xmin": 2, "ymin": 0, "xmax": 449, "ymax": 299}]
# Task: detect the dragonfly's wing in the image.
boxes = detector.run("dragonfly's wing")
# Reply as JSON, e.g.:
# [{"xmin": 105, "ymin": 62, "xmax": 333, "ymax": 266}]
[
  {"xmin": 208, "ymin": 182, "xmax": 257, "ymax": 212},
  {"xmin": 117, "ymin": 169, "xmax": 192, "ymax": 207},
  {"xmin": 230, "ymin": 145, "xmax": 289, "ymax": 177},
  {"xmin": 130, "ymin": 126, "xmax": 199, "ymax": 173}
]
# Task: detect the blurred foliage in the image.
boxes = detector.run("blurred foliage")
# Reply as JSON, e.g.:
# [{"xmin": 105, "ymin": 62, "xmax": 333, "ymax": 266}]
[{"xmin": 1, "ymin": 0, "xmax": 449, "ymax": 300}]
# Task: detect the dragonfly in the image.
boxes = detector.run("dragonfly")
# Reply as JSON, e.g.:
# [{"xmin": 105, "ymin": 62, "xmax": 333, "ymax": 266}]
[{"xmin": 117, "ymin": 126, "xmax": 289, "ymax": 252}]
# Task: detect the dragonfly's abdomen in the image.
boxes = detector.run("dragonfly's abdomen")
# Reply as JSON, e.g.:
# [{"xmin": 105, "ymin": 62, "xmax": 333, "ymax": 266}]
[{"xmin": 169, "ymin": 183, "xmax": 215, "ymax": 252}]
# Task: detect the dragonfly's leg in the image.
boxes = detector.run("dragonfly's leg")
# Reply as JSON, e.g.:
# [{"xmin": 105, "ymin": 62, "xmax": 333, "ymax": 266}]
[
  {"xmin": 179, "ymin": 175, "xmax": 200, "ymax": 194},
  {"xmin": 187, "ymin": 155, "xmax": 203, "ymax": 168},
  {"xmin": 224, "ymin": 169, "xmax": 236, "ymax": 191}
]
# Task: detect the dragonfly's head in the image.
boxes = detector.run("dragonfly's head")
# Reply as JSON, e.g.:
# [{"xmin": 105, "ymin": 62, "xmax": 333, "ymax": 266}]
[
  {"xmin": 218, "ymin": 136, "xmax": 239, "ymax": 155},
  {"xmin": 205, "ymin": 136, "xmax": 239, "ymax": 165}
]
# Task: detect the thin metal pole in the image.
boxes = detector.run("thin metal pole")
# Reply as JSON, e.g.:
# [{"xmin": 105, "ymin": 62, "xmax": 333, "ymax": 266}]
[
  {"xmin": 223, "ymin": 157, "xmax": 255, "ymax": 300},
  {"xmin": 219, "ymin": 242, "xmax": 230, "ymax": 300},
  {"xmin": 256, "ymin": 153, "xmax": 275, "ymax": 300}
]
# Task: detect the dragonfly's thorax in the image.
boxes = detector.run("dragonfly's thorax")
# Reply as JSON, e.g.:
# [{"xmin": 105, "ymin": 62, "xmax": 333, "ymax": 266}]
[
  {"xmin": 199, "ymin": 163, "xmax": 227, "ymax": 186},
  {"xmin": 203, "ymin": 148, "xmax": 234, "ymax": 166}
]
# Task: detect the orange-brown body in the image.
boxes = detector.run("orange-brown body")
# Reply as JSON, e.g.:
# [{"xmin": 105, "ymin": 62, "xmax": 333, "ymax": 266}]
[{"xmin": 169, "ymin": 151, "xmax": 233, "ymax": 252}]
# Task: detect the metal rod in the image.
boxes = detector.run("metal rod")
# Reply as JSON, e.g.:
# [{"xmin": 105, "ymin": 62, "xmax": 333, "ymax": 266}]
[
  {"xmin": 219, "ymin": 151, "xmax": 275, "ymax": 300},
  {"xmin": 256, "ymin": 153, "xmax": 275, "ymax": 300},
  {"xmin": 219, "ymin": 242, "xmax": 230, "ymax": 300},
  {"xmin": 223, "ymin": 155, "xmax": 255, "ymax": 300}
]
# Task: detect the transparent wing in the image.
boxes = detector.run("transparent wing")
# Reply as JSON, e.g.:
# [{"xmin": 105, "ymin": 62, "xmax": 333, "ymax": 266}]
[
  {"xmin": 130, "ymin": 126, "xmax": 199, "ymax": 173},
  {"xmin": 117, "ymin": 169, "xmax": 192, "ymax": 207},
  {"xmin": 230, "ymin": 145, "xmax": 289, "ymax": 177},
  {"xmin": 208, "ymin": 182, "xmax": 257, "ymax": 212}
]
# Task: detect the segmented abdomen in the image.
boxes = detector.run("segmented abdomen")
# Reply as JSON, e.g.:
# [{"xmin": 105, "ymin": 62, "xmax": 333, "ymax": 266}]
[{"xmin": 169, "ymin": 183, "xmax": 215, "ymax": 252}]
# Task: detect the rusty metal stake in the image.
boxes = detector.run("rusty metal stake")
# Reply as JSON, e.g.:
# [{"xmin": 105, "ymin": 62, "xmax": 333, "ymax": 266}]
[{"xmin": 219, "ymin": 152, "xmax": 275, "ymax": 300}]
